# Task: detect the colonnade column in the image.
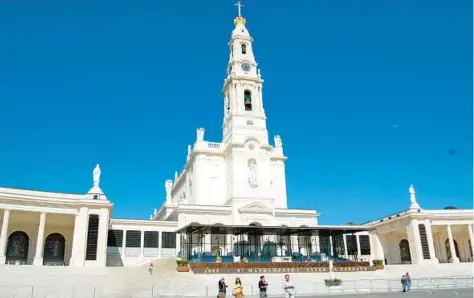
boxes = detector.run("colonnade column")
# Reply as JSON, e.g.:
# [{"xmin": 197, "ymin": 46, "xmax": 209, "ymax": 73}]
[
  {"xmin": 424, "ymin": 219, "xmax": 438, "ymax": 264},
  {"xmin": 343, "ymin": 235, "xmax": 348, "ymax": 259},
  {"xmin": 121, "ymin": 230, "xmax": 127, "ymax": 260},
  {"xmin": 140, "ymin": 230, "xmax": 145, "ymax": 258},
  {"xmin": 157, "ymin": 231, "xmax": 162, "ymax": 258},
  {"xmin": 33, "ymin": 212, "xmax": 46, "ymax": 265},
  {"xmin": 70, "ymin": 207, "xmax": 88, "ymax": 267},
  {"xmin": 96, "ymin": 208, "xmax": 110, "ymax": 267},
  {"xmin": 447, "ymin": 225, "xmax": 459, "ymax": 263},
  {"xmin": 468, "ymin": 225, "xmax": 474, "ymax": 261},
  {"xmin": 0, "ymin": 209, "xmax": 11, "ymax": 264}
]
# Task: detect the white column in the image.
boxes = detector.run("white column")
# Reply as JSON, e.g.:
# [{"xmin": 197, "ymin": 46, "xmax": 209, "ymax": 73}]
[
  {"xmin": 33, "ymin": 212, "xmax": 46, "ymax": 265},
  {"xmin": 447, "ymin": 225, "xmax": 459, "ymax": 263},
  {"xmin": 468, "ymin": 225, "xmax": 474, "ymax": 261},
  {"xmin": 158, "ymin": 231, "xmax": 162, "ymax": 258},
  {"xmin": 175, "ymin": 233, "xmax": 181, "ymax": 257},
  {"xmin": 0, "ymin": 210, "xmax": 11, "ymax": 264},
  {"xmin": 343, "ymin": 235, "xmax": 348, "ymax": 258},
  {"xmin": 406, "ymin": 219, "xmax": 423, "ymax": 264},
  {"xmin": 121, "ymin": 230, "xmax": 127, "ymax": 260},
  {"xmin": 96, "ymin": 208, "xmax": 110, "ymax": 267},
  {"xmin": 140, "ymin": 230, "xmax": 145, "ymax": 258},
  {"xmin": 424, "ymin": 219, "xmax": 438, "ymax": 264},
  {"xmin": 329, "ymin": 235, "xmax": 334, "ymax": 256},
  {"xmin": 70, "ymin": 207, "xmax": 88, "ymax": 267},
  {"xmin": 356, "ymin": 235, "xmax": 361, "ymax": 258}
]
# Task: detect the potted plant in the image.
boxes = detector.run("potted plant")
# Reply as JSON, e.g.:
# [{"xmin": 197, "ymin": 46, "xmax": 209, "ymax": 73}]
[
  {"xmin": 176, "ymin": 260, "xmax": 190, "ymax": 272},
  {"xmin": 373, "ymin": 259, "xmax": 384, "ymax": 270},
  {"xmin": 216, "ymin": 256, "xmax": 222, "ymax": 263},
  {"xmin": 324, "ymin": 279, "xmax": 343, "ymax": 287}
]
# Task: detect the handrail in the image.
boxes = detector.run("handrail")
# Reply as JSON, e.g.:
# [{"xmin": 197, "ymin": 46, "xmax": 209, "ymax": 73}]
[{"xmin": 152, "ymin": 276, "xmax": 473, "ymax": 297}]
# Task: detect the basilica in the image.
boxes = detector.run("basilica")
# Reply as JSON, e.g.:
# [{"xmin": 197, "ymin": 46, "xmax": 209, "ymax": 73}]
[{"xmin": 0, "ymin": 4, "xmax": 472, "ymax": 269}]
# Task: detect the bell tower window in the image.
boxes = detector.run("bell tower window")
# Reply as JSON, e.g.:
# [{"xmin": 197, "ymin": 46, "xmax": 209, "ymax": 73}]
[
  {"xmin": 244, "ymin": 90, "xmax": 252, "ymax": 111},
  {"xmin": 241, "ymin": 43, "xmax": 247, "ymax": 54}
]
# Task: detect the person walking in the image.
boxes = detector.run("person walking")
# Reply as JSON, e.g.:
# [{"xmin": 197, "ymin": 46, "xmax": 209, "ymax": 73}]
[
  {"xmin": 218, "ymin": 278, "xmax": 228, "ymax": 298},
  {"xmin": 282, "ymin": 274, "xmax": 296, "ymax": 298},
  {"xmin": 405, "ymin": 272, "xmax": 411, "ymax": 292},
  {"xmin": 401, "ymin": 274, "xmax": 407, "ymax": 292},
  {"xmin": 148, "ymin": 262, "xmax": 154, "ymax": 275},
  {"xmin": 258, "ymin": 275, "xmax": 268, "ymax": 298},
  {"xmin": 232, "ymin": 278, "xmax": 244, "ymax": 298}
]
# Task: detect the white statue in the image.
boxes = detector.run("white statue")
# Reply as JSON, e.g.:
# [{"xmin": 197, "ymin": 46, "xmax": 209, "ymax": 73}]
[
  {"xmin": 274, "ymin": 135, "xmax": 282, "ymax": 148},
  {"xmin": 257, "ymin": 69, "xmax": 262, "ymax": 78},
  {"xmin": 93, "ymin": 164, "xmax": 101, "ymax": 187},
  {"xmin": 174, "ymin": 171, "xmax": 178, "ymax": 181},
  {"xmin": 149, "ymin": 215, "xmax": 153, "ymax": 220},
  {"xmin": 196, "ymin": 128, "xmax": 205, "ymax": 142},
  {"xmin": 408, "ymin": 184, "xmax": 420, "ymax": 209},
  {"xmin": 248, "ymin": 160, "xmax": 258, "ymax": 187},
  {"xmin": 409, "ymin": 184, "xmax": 415, "ymax": 195},
  {"xmin": 153, "ymin": 208, "xmax": 157, "ymax": 216}
]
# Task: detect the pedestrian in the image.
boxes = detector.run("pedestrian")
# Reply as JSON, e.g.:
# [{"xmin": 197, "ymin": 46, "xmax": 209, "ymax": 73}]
[
  {"xmin": 232, "ymin": 278, "xmax": 244, "ymax": 298},
  {"xmin": 258, "ymin": 275, "xmax": 268, "ymax": 298},
  {"xmin": 282, "ymin": 274, "xmax": 295, "ymax": 298},
  {"xmin": 218, "ymin": 278, "xmax": 228, "ymax": 298},
  {"xmin": 148, "ymin": 262, "xmax": 154, "ymax": 275},
  {"xmin": 405, "ymin": 272, "xmax": 411, "ymax": 292},
  {"xmin": 401, "ymin": 274, "xmax": 407, "ymax": 292}
]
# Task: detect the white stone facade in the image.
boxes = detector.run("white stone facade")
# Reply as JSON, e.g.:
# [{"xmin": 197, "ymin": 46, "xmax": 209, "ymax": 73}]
[{"xmin": 0, "ymin": 7, "xmax": 472, "ymax": 269}]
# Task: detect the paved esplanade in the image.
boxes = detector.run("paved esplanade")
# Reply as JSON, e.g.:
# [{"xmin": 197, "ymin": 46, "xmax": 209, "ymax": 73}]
[{"xmin": 290, "ymin": 289, "xmax": 474, "ymax": 298}]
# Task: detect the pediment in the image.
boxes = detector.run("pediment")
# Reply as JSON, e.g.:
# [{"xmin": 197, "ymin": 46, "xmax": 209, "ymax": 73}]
[{"xmin": 239, "ymin": 202, "xmax": 273, "ymax": 213}]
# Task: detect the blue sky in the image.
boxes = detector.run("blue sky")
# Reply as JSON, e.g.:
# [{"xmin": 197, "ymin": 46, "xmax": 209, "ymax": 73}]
[{"xmin": 0, "ymin": 0, "xmax": 472, "ymax": 225}]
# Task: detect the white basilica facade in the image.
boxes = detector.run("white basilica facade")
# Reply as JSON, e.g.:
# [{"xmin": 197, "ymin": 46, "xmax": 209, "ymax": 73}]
[{"xmin": 0, "ymin": 6, "xmax": 472, "ymax": 268}]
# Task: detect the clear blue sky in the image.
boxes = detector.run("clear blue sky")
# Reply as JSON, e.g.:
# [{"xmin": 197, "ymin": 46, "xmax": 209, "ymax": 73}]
[{"xmin": 0, "ymin": 0, "xmax": 472, "ymax": 225}]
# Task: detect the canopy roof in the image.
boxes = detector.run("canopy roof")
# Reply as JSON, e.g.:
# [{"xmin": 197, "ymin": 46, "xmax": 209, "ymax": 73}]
[{"xmin": 175, "ymin": 223, "xmax": 371, "ymax": 236}]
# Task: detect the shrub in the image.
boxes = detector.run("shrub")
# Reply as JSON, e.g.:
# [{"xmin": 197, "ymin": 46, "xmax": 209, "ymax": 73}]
[
  {"xmin": 372, "ymin": 260, "xmax": 384, "ymax": 266},
  {"xmin": 324, "ymin": 279, "xmax": 342, "ymax": 287},
  {"xmin": 176, "ymin": 260, "xmax": 189, "ymax": 267}
]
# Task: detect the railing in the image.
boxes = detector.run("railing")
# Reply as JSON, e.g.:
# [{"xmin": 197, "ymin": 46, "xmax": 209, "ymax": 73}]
[
  {"xmin": 1, "ymin": 276, "xmax": 471, "ymax": 298},
  {"xmin": 150, "ymin": 276, "xmax": 473, "ymax": 297},
  {"xmin": 0, "ymin": 285, "xmax": 98, "ymax": 298}
]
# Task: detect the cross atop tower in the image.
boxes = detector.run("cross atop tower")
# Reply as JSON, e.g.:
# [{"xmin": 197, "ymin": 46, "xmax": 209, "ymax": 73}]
[{"xmin": 235, "ymin": 1, "xmax": 244, "ymax": 17}]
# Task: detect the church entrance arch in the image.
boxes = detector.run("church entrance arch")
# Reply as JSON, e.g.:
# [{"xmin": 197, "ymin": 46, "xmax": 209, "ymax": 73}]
[
  {"xmin": 6, "ymin": 231, "xmax": 29, "ymax": 264},
  {"xmin": 399, "ymin": 239, "xmax": 411, "ymax": 264},
  {"xmin": 43, "ymin": 233, "xmax": 66, "ymax": 265}
]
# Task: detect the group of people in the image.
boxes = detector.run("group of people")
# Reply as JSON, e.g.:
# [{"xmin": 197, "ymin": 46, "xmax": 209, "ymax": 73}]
[
  {"xmin": 218, "ymin": 274, "xmax": 296, "ymax": 298},
  {"xmin": 401, "ymin": 272, "xmax": 411, "ymax": 292}
]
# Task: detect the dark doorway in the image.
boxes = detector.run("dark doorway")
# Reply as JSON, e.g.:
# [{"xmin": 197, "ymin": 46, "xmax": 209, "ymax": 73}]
[
  {"xmin": 43, "ymin": 233, "xmax": 66, "ymax": 265},
  {"xmin": 6, "ymin": 231, "xmax": 29, "ymax": 264}
]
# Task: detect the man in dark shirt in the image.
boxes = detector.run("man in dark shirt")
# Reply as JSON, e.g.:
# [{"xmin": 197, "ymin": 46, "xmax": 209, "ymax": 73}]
[{"xmin": 258, "ymin": 275, "xmax": 268, "ymax": 298}]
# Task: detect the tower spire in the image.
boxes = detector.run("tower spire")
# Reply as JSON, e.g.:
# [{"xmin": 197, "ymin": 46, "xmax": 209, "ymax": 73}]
[{"xmin": 235, "ymin": 1, "xmax": 244, "ymax": 17}]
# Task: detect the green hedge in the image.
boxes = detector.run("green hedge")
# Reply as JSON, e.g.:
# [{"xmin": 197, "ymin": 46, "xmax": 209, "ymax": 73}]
[
  {"xmin": 324, "ymin": 279, "xmax": 342, "ymax": 287},
  {"xmin": 372, "ymin": 260, "xmax": 384, "ymax": 265},
  {"xmin": 176, "ymin": 260, "xmax": 189, "ymax": 267}
]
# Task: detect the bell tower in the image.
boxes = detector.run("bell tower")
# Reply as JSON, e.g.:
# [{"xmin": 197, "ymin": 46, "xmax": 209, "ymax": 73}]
[{"xmin": 222, "ymin": 2, "xmax": 268, "ymax": 146}]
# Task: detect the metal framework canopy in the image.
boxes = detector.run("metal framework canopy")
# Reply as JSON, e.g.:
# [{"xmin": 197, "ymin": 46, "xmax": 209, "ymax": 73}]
[{"xmin": 175, "ymin": 223, "xmax": 371, "ymax": 236}]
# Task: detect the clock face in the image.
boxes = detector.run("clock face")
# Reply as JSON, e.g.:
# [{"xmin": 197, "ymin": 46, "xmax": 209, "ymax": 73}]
[{"xmin": 241, "ymin": 63, "xmax": 251, "ymax": 72}]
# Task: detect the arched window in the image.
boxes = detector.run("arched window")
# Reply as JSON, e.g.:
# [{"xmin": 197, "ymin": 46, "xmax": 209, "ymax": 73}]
[
  {"xmin": 399, "ymin": 239, "xmax": 411, "ymax": 263},
  {"xmin": 6, "ymin": 231, "xmax": 29, "ymax": 264},
  {"xmin": 43, "ymin": 233, "xmax": 66, "ymax": 265},
  {"xmin": 241, "ymin": 43, "xmax": 247, "ymax": 54},
  {"xmin": 244, "ymin": 90, "xmax": 252, "ymax": 111}
]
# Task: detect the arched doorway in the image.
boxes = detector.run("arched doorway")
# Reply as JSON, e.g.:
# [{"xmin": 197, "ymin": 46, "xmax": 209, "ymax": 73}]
[
  {"xmin": 6, "ymin": 231, "xmax": 29, "ymax": 264},
  {"xmin": 444, "ymin": 239, "xmax": 460, "ymax": 260},
  {"xmin": 43, "ymin": 233, "xmax": 66, "ymax": 265},
  {"xmin": 399, "ymin": 239, "xmax": 411, "ymax": 264}
]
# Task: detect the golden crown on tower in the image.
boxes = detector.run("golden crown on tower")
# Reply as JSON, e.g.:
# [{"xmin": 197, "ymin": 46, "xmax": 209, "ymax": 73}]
[{"xmin": 234, "ymin": 16, "xmax": 246, "ymax": 25}]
